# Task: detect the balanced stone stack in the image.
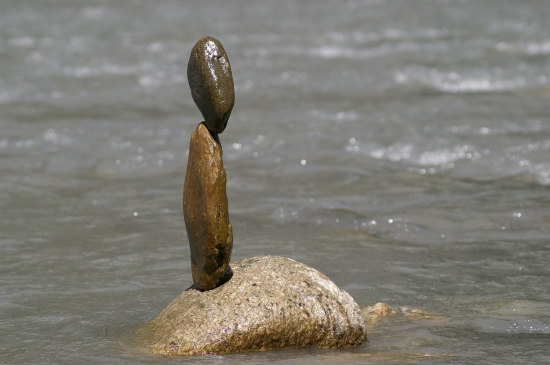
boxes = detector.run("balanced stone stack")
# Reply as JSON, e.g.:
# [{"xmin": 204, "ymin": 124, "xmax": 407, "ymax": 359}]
[
  {"xmin": 184, "ymin": 37, "xmax": 234, "ymax": 290},
  {"xmin": 138, "ymin": 36, "xmax": 367, "ymax": 355}
]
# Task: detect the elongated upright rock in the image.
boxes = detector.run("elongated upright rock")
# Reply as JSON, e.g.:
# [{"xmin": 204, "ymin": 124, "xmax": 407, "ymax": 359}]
[
  {"xmin": 187, "ymin": 36, "xmax": 234, "ymax": 134},
  {"xmin": 183, "ymin": 123, "xmax": 233, "ymax": 290}
]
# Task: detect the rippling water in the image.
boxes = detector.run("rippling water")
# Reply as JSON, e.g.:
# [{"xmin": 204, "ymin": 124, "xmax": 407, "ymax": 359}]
[{"xmin": 1, "ymin": 1, "xmax": 549, "ymax": 364}]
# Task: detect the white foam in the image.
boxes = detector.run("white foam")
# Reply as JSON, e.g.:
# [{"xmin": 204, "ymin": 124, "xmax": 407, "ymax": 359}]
[
  {"xmin": 497, "ymin": 40, "xmax": 550, "ymax": 56},
  {"xmin": 369, "ymin": 143, "xmax": 480, "ymax": 168},
  {"xmin": 433, "ymin": 76, "xmax": 525, "ymax": 93},
  {"xmin": 63, "ymin": 64, "xmax": 139, "ymax": 78},
  {"xmin": 42, "ymin": 129, "xmax": 72, "ymax": 146},
  {"xmin": 8, "ymin": 36, "xmax": 35, "ymax": 47},
  {"xmin": 395, "ymin": 68, "xmax": 526, "ymax": 93},
  {"xmin": 81, "ymin": 7, "xmax": 104, "ymax": 19}
]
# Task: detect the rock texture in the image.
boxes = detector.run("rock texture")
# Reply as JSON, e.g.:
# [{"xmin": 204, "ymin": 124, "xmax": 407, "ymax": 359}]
[
  {"xmin": 138, "ymin": 256, "xmax": 367, "ymax": 355},
  {"xmin": 361, "ymin": 303, "xmax": 447, "ymax": 327},
  {"xmin": 183, "ymin": 122, "xmax": 232, "ymax": 290},
  {"xmin": 187, "ymin": 36, "xmax": 234, "ymax": 134},
  {"xmin": 362, "ymin": 303, "xmax": 399, "ymax": 324}
]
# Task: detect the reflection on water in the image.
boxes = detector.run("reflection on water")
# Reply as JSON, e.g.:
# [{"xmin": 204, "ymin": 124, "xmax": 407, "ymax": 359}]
[{"xmin": 1, "ymin": 0, "xmax": 549, "ymax": 364}]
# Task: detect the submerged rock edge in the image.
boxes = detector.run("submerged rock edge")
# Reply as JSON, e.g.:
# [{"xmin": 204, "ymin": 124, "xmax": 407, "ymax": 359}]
[{"xmin": 137, "ymin": 256, "xmax": 367, "ymax": 355}]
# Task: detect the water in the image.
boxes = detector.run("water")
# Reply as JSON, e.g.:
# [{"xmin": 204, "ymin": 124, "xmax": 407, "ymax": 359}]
[{"xmin": 1, "ymin": 0, "xmax": 549, "ymax": 364}]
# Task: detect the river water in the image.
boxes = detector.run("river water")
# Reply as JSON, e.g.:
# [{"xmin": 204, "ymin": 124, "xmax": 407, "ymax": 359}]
[{"xmin": 1, "ymin": 0, "xmax": 549, "ymax": 364}]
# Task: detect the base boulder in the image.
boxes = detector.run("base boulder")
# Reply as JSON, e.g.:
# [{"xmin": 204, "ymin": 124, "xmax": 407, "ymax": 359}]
[{"xmin": 137, "ymin": 256, "xmax": 366, "ymax": 355}]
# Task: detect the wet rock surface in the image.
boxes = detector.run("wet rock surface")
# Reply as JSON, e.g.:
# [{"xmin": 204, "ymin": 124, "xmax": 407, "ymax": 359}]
[
  {"xmin": 183, "ymin": 122, "xmax": 232, "ymax": 290},
  {"xmin": 187, "ymin": 36, "xmax": 234, "ymax": 134},
  {"xmin": 361, "ymin": 302, "xmax": 448, "ymax": 326},
  {"xmin": 138, "ymin": 256, "xmax": 366, "ymax": 355}
]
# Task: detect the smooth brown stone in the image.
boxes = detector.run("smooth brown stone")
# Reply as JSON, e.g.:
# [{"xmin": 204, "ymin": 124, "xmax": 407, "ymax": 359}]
[
  {"xmin": 187, "ymin": 37, "xmax": 234, "ymax": 134},
  {"xmin": 183, "ymin": 123, "xmax": 232, "ymax": 290}
]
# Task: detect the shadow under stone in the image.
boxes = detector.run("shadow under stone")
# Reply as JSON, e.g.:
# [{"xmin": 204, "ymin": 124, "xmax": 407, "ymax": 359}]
[{"xmin": 186, "ymin": 265, "xmax": 234, "ymax": 292}]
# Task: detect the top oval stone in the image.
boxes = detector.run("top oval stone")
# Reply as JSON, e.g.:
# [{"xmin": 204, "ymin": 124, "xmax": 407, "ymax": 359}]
[{"xmin": 187, "ymin": 37, "xmax": 234, "ymax": 134}]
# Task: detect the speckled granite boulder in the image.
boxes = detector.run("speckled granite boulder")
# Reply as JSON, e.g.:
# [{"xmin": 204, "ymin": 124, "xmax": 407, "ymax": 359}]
[{"xmin": 138, "ymin": 256, "xmax": 366, "ymax": 355}]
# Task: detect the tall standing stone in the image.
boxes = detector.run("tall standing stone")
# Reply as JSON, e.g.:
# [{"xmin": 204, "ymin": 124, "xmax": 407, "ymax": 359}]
[
  {"xmin": 183, "ymin": 123, "xmax": 233, "ymax": 290},
  {"xmin": 187, "ymin": 36, "xmax": 234, "ymax": 134}
]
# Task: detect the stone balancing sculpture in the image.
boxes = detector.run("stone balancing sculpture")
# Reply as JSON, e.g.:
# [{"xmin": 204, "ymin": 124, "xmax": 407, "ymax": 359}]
[
  {"xmin": 184, "ymin": 36, "xmax": 234, "ymax": 290},
  {"xmin": 138, "ymin": 37, "xmax": 366, "ymax": 355}
]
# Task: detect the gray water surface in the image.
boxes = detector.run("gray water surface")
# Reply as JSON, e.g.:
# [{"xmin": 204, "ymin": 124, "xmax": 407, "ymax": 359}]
[{"xmin": 1, "ymin": 1, "xmax": 549, "ymax": 364}]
